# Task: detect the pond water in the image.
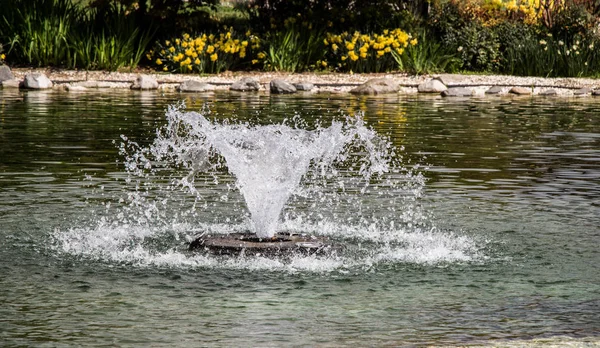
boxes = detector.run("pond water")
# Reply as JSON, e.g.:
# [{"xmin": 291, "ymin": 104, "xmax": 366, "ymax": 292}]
[{"xmin": 1, "ymin": 89, "xmax": 598, "ymax": 346}]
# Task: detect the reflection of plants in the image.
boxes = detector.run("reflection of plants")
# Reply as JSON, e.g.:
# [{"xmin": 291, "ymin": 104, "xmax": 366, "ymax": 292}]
[{"xmin": 392, "ymin": 32, "xmax": 460, "ymax": 74}]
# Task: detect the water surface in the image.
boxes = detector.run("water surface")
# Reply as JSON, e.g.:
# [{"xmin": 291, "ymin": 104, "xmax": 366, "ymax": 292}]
[{"xmin": 1, "ymin": 89, "xmax": 599, "ymax": 346}]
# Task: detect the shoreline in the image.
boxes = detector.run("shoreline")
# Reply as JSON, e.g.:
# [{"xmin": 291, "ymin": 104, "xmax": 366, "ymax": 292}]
[{"xmin": 5, "ymin": 67, "xmax": 600, "ymax": 96}]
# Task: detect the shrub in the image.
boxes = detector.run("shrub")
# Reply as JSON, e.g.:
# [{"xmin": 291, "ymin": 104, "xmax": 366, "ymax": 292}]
[
  {"xmin": 321, "ymin": 29, "xmax": 416, "ymax": 73},
  {"xmin": 149, "ymin": 29, "xmax": 262, "ymax": 73},
  {"xmin": 430, "ymin": 1, "xmax": 501, "ymax": 72}
]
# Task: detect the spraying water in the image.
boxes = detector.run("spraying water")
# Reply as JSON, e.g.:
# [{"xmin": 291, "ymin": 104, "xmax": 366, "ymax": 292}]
[
  {"xmin": 127, "ymin": 104, "xmax": 391, "ymax": 239},
  {"xmin": 53, "ymin": 103, "xmax": 483, "ymax": 270}
]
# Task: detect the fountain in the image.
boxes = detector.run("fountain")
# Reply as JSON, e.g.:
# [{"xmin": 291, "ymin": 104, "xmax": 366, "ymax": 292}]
[{"xmin": 123, "ymin": 104, "xmax": 393, "ymax": 256}]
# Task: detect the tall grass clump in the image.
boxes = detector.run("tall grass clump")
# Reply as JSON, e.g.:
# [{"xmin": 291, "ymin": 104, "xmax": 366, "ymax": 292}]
[
  {"xmin": 0, "ymin": 0, "xmax": 80, "ymax": 66},
  {"xmin": 392, "ymin": 30, "xmax": 461, "ymax": 74},
  {"xmin": 0, "ymin": 0, "xmax": 154, "ymax": 70},
  {"xmin": 262, "ymin": 26, "xmax": 324, "ymax": 72},
  {"xmin": 71, "ymin": 3, "xmax": 154, "ymax": 70}
]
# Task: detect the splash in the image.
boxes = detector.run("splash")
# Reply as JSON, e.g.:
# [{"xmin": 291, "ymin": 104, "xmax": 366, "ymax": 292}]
[
  {"xmin": 125, "ymin": 104, "xmax": 390, "ymax": 238},
  {"xmin": 51, "ymin": 103, "xmax": 485, "ymax": 272}
]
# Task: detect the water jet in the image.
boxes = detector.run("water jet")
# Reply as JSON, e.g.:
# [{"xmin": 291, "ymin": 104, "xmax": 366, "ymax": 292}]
[{"xmin": 124, "ymin": 104, "xmax": 392, "ymax": 257}]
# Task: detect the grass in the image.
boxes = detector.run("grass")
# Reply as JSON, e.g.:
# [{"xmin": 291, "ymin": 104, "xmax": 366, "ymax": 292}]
[
  {"xmin": 262, "ymin": 27, "xmax": 324, "ymax": 72},
  {"xmin": 392, "ymin": 31, "xmax": 461, "ymax": 75},
  {"xmin": 0, "ymin": 0, "xmax": 154, "ymax": 70}
]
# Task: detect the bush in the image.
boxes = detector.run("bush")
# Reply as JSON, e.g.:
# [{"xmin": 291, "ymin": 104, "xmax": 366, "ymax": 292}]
[
  {"xmin": 321, "ymin": 29, "xmax": 416, "ymax": 73},
  {"xmin": 430, "ymin": 2, "xmax": 501, "ymax": 72},
  {"xmin": 149, "ymin": 29, "xmax": 262, "ymax": 73}
]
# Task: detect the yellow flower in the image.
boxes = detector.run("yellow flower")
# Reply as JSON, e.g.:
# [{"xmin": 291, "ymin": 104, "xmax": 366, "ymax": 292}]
[
  {"xmin": 346, "ymin": 42, "xmax": 355, "ymax": 50},
  {"xmin": 194, "ymin": 58, "xmax": 201, "ymax": 65},
  {"xmin": 360, "ymin": 51, "xmax": 367, "ymax": 59},
  {"xmin": 257, "ymin": 52, "xmax": 266, "ymax": 59},
  {"xmin": 169, "ymin": 47, "xmax": 175, "ymax": 53},
  {"xmin": 349, "ymin": 51, "xmax": 359, "ymax": 61},
  {"xmin": 0, "ymin": 53, "xmax": 5, "ymax": 60},
  {"xmin": 206, "ymin": 45, "xmax": 215, "ymax": 54},
  {"xmin": 341, "ymin": 55, "xmax": 347, "ymax": 61},
  {"xmin": 175, "ymin": 38, "xmax": 180, "ymax": 45},
  {"xmin": 163, "ymin": 66, "xmax": 168, "ymax": 71},
  {"xmin": 210, "ymin": 53, "xmax": 218, "ymax": 62},
  {"xmin": 252, "ymin": 59, "xmax": 259, "ymax": 64},
  {"xmin": 377, "ymin": 50, "xmax": 385, "ymax": 57},
  {"xmin": 332, "ymin": 43, "xmax": 338, "ymax": 52},
  {"xmin": 321, "ymin": 60, "xmax": 328, "ymax": 67},
  {"xmin": 241, "ymin": 40, "xmax": 248, "ymax": 47},
  {"xmin": 410, "ymin": 38, "xmax": 418, "ymax": 46},
  {"xmin": 324, "ymin": 38, "xmax": 329, "ymax": 46},
  {"xmin": 165, "ymin": 40, "xmax": 171, "ymax": 46},
  {"xmin": 239, "ymin": 50, "xmax": 246, "ymax": 58},
  {"xmin": 156, "ymin": 58, "xmax": 163, "ymax": 65}
]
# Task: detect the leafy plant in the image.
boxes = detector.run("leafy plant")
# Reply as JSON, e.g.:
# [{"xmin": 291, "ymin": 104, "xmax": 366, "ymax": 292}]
[
  {"xmin": 0, "ymin": 0, "xmax": 80, "ymax": 66},
  {"xmin": 262, "ymin": 27, "xmax": 324, "ymax": 72},
  {"xmin": 392, "ymin": 31, "xmax": 461, "ymax": 74}
]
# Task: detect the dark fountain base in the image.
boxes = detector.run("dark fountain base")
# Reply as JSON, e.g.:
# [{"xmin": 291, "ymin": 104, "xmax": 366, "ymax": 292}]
[{"xmin": 189, "ymin": 232, "xmax": 336, "ymax": 257}]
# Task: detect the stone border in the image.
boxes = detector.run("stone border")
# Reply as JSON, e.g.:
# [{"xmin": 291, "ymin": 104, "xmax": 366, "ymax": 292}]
[{"xmin": 1, "ymin": 67, "xmax": 600, "ymax": 97}]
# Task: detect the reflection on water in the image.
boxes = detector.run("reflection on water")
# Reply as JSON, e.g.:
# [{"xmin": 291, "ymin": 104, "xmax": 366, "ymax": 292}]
[{"xmin": 0, "ymin": 90, "xmax": 599, "ymax": 346}]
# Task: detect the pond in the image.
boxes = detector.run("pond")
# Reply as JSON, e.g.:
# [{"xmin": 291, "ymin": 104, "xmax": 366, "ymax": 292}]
[{"xmin": 1, "ymin": 89, "xmax": 599, "ymax": 346}]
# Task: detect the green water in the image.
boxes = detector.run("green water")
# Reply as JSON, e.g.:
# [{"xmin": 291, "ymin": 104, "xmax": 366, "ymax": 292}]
[{"xmin": 0, "ymin": 89, "xmax": 598, "ymax": 346}]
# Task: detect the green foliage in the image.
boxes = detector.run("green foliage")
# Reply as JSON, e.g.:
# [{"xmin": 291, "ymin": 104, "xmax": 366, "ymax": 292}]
[
  {"xmin": 0, "ymin": 0, "xmax": 80, "ymax": 66},
  {"xmin": 71, "ymin": 4, "xmax": 155, "ymax": 70},
  {"xmin": 430, "ymin": 2, "xmax": 501, "ymax": 72},
  {"xmin": 499, "ymin": 24, "xmax": 600, "ymax": 77},
  {"xmin": 244, "ymin": 0, "xmax": 431, "ymax": 34},
  {"xmin": 89, "ymin": 0, "xmax": 219, "ymax": 34},
  {"xmin": 262, "ymin": 27, "xmax": 324, "ymax": 72},
  {"xmin": 0, "ymin": 0, "xmax": 154, "ymax": 70},
  {"xmin": 392, "ymin": 31, "xmax": 461, "ymax": 74}
]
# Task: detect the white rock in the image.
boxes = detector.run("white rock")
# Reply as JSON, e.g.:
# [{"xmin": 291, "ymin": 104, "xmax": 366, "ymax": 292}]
[
  {"xmin": 23, "ymin": 73, "xmax": 53, "ymax": 89},
  {"xmin": 417, "ymin": 79, "xmax": 447, "ymax": 93}
]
